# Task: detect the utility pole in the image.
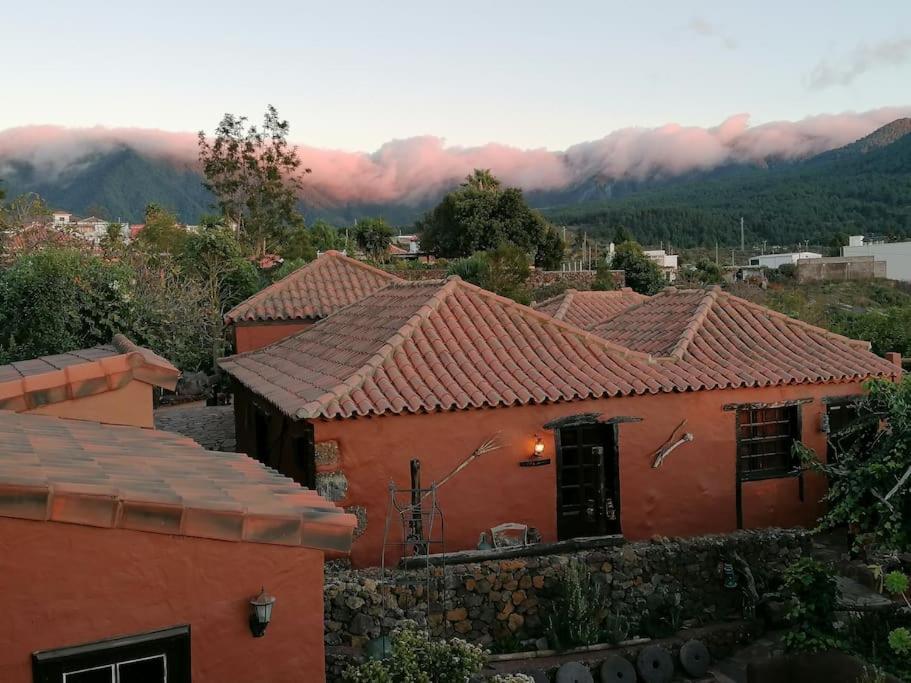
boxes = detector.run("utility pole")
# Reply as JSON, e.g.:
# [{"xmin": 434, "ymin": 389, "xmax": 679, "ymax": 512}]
[
  {"xmin": 740, "ymin": 217, "xmax": 744, "ymax": 253},
  {"xmin": 715, "ymin": 242, "xmax": 719, "ymax": 265}
]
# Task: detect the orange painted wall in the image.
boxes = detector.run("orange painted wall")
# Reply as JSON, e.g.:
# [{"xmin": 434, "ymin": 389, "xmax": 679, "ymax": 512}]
[
  {"xmin": 25, "ymin": 381, "xmax": 155, "ymax": 428},
  {"xmin": 235, "ymin": 322, "xmax": 313, "ymax": 353},
  {"xmin": 315, "ymin": 382, "xmax": 859, "ymax": 567},
  {"xmin": 0, "ymin": 518, "xmax": 327, "ymax": 683}
]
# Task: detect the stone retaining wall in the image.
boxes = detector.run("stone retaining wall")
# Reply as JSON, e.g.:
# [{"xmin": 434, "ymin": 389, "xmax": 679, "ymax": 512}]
[{"xmin": 324, "ymin": 529, "xmax": 808, "ymax": 650}]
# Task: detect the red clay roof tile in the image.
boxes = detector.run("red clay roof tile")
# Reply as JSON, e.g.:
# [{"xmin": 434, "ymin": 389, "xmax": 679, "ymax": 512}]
[
  {"xmin": 589, "ymin": 286, "xmax": 900, "ymax": 389},
  {"xmin": 224, "ymin": 250, "xmax": 402, "ymax": 324},
  {"xmin": 221, "ymin": 281, "xmax": 900, "ymax": 420},
  {"xmin": 0, "ymin": 335, "xmax": 180, "ymax": 412},
  {"xmin": 219, "ymin": 277, "xmax": 673, "ymax": 419},
  {"xmin": 0, "ymin": 412, "xmax": 355, "ymax": 552},
  {"xmin": 534, "ymin": 288, "xmax": 649, "ymax": 328}
]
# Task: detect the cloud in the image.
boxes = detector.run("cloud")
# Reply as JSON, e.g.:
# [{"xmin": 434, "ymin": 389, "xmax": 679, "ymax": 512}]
[
  {"xmin": 1, "ymin": 107, "xmax": 909, "ymax": 205},
  {"xmin": 808, "ymin": 37, "xmax": 911, "ymax": 89},
  {"xmin": 687, "ymin": 17, "xmax": 738, "ymax": 50}
]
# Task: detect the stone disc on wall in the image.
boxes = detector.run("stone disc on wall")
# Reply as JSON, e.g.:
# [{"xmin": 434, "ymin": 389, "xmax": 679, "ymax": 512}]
[
  {"xmin": 599, "ymin": 654, "xmax": 636, "ymax": 682},
  {"xmin": 679, "ymin": 639, "xmax": 711, "ymax": 677},
  {"xmin": 556, "ymin": 661, "xmax": 594, "ymax": 683},
  {"xmin": 636, "ymin": 645, "xmax": 673, "ymax": 683}
]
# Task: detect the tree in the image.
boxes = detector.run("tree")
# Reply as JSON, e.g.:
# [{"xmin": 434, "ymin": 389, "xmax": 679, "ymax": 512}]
[
  {"xmin": 137, "ymin": 203, "xmax": 187, "ymax": 254},
  {"xmin": 612, "ymin": 226, "xmax": 634, "ymax": 244},
  {"xmin": 99, "ymin": 222, "xmax": 126, "ymax": 256},
  {"xmin": 685, "ymin": 258, "xmax": 723, "ymax": 286},
  {"xmin": 179, "ymin": 228, "xmax": 258, "ymax": 362},
  {"xmin": 281, "ymin": 225, "xmax": 316, "ymax": 261},
  {"xmin": 311, "ymin": 219, "xmax": 346, "ymax": 252},
  {"xmin": 198, "ymin": 105, "xmax": 309, "ymax": 257},
  {"xmin": 797, "ymin": 376, "xmax": 911, "ymax": 553},
  {"xmin": 417, "ymin": 169, "xmax": 563, "ymax": 265},
  {"xmin": 0, "ymin": 192, "xmax": 51, "ymax": 230},
  {"xmin": 0, "ymin": 248, "xmax": 137, "ymax": 363},
  {"xmin": 829, "ymin": 231, "xmax": 849, "ymax": 256},
  {"xmin": 447, "ymin": 244, "xmax": 531, "ymax": 303},
  {"xmin": 610, "ymin": 241, "xmax": 666, "ymax": 294},
  {"xmin": 354, "ymin": 218, "xmax": 394, "ymax": 260}
]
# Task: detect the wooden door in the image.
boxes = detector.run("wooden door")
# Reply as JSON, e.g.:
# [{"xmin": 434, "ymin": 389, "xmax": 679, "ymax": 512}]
[{"xmin": 556, "ymin": 423, "xmax": 620, "ymax": 540}]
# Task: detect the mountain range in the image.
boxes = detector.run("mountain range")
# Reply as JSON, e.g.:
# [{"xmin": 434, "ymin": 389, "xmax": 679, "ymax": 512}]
[{"xmin": 1, "ymin": 119, "xmax": 909, "ymax": 247}]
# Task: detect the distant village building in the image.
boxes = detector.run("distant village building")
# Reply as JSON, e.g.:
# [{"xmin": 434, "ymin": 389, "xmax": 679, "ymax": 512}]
[
  {"xmin": 220, "ymin": 279, "xmax": 900, "ymax": 567},
  {"xmin": 748, "ymin": 252, "xmax": 822, "ymax": 269},
  {"xmin": 796, "ymin": 255, "xmax": 887, "ymax": 283},
  {"xmin": 842, "ymin": 235, "xmax": 911, "ymax": 282},
  {"xmin": 51, "ymin": 211, "xmax": 73, "ymax": 226},
  {"xmin": 643, "ymin": 249, "xmax": 679, "ymax": 282},
  {"xmin": 224, "ymin": 250, "xmax": 403, "ymax": 353}
]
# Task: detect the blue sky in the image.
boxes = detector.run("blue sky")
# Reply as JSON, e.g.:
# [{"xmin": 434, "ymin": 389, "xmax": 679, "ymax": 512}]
[{"xmin": 3, "ymin": 0, "xmax": 910, "ymax": 151}]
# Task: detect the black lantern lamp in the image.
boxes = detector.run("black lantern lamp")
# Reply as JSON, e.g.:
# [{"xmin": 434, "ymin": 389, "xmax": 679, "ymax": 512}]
[
  {"xmin": 249, "ymin": 587, "xmax": 276, "ymax": 637},
  {"xmin": 520, "ymin": 435, "xmax": 551, "ymax": 467}
]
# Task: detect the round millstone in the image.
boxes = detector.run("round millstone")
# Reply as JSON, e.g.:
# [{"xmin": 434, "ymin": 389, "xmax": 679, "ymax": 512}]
[
  {"xmin": 556, "ymin": 661, "xmax": 594, "ymax": 683},
  {"xmin": 679, "ymin": 639, "xmax": 711, "ymax": 677},
  {"xmin": 636, "ymin": 644, "xmax": 674, "ymax": 683},
  {"xmin": 599, "ymin": 654, "xmax": 636, "ymax": 682}
]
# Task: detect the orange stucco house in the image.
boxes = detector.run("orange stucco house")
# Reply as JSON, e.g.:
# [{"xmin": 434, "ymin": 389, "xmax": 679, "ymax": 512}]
[
  {"xmin": 225, "ymin": 250, "xmax": 402, "ymax": 353},
  {"xmin": 0, "ymin": 334, "xmax": 179, "ymax": 428},
  {"xmin": 220, "ymin": 279, "xmax": 901, "ymax": 567},
  {"xmin": 0, "ymin": 411, "xmax": 355, "ymax": 683}
]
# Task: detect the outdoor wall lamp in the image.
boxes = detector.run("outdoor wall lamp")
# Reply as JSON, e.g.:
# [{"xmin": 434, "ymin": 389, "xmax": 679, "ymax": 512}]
[
  {"xmin": 249, "ymin": 587, "xmax": 276, "ymax": 638},
  {"xmin": 520, "ymin": 435, "xmax": 551, "ymax": 467}
]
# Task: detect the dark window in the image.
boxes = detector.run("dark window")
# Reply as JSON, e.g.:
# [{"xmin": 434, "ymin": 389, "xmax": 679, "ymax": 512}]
[
  {"xmin": 737, "ymin": 405, "xmax": 801, "ymax": 480},
  {"xmin": 33, "ymin": 626, "xmax": 189, "ymax": 683}
]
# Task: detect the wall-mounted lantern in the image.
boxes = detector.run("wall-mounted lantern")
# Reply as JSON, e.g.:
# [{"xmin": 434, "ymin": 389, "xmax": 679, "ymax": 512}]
[
  {"xmin": 249, "ymin": 587, "xmax": 276, "ymax": 638},
  {"xmin": 520, "ymin": 435, "xmax": 551, "ymax": 468}
]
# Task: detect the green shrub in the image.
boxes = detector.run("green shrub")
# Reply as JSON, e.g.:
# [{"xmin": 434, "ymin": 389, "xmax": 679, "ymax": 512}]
[
  {"xmin": 544, "ymin": 559, "xmax": 607, "ymax": 649},
  {"xmin": 342, "ymin": 622, "xmax": 486, "ymax": 683},
  {"xmin": 781, "ymin": 558, "xmax": 839, "ymax": 652}
]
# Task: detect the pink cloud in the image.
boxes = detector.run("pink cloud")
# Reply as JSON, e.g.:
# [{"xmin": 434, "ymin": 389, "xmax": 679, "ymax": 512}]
[{"xmin": 1, "ymin": 107, "xmax": 908, "ymax": 205}]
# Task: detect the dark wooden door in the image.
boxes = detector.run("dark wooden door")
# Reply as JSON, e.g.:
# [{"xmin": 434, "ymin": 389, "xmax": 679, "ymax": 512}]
[{"xmin": 556, "ymin": 423, "xmax": 620, "ymax": 540}]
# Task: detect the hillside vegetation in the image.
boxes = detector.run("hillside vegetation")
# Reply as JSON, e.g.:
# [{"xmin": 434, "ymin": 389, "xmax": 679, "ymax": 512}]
[
  {"xmin": 544, "ymin": 120, "xmax": 911, "ymax": 248},
  {"xmin": 728, "ymin": 278, "xmax": 911, "ymax": 357}
]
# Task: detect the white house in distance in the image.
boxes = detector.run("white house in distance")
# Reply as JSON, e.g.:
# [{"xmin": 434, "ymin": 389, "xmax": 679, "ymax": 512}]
[
  {"xmin": 749, "ymin": 252, "xmax": 822, "ymax": 269},
  {"xmin": 842, "ymin": 235, "xmax": 911, "ymax": 282},
  {"xmin": 643, "ymin": 249, "xmax": 679, "ymax": 282}
]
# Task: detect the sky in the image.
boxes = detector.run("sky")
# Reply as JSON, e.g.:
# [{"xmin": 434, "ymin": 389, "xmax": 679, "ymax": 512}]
[{"xmin": 3, "ymin": 0, "xmax": 911, "ymax": 152}]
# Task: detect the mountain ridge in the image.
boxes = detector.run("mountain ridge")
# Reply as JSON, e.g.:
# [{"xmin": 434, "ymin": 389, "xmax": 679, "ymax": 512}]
[{"xmin": 1, "ymin": 119, "xmax": 910, "ymax": 244}]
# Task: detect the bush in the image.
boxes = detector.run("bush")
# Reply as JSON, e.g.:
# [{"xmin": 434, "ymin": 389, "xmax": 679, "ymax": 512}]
[
  {"xmin": 0, "ymin": 247, "xmax": 226, "ymax": 373},
  {"xmin": 544, "ymin": 559, "xmax": 608, "ymax": 649},
  {"xmin": 781, "ymin": 558, "xmax": 839, "ymax": 652},
  {"xmin": 796, "ymin": 377, "xmax": 911, "ymax": 553},
  {"xmin": 609, "ymin": 241, "xmax": 666, "ymax": 295},
  {"xmin": 343, "ymin": 622, "xmax": 486, "ymax": 683}
]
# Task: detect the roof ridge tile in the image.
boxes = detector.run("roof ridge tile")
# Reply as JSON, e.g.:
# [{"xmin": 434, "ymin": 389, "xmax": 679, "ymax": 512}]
[{"xmin": 666, "ymin": 286, "xmax": 721, "ymax": 359}]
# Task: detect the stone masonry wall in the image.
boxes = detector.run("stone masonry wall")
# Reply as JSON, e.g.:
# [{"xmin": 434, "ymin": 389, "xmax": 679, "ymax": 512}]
[{"xmin": 324, "ymin": 529, "xmax": 808, "ymax": 649}]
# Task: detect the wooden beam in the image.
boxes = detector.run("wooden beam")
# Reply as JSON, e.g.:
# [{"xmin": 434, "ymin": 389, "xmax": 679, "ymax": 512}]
[{"xmin": 723, "ymin": 398, "xmax": 813, "ymax": 412}]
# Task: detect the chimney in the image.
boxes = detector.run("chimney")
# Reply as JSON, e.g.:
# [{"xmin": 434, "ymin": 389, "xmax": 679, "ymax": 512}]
[{"xmin": 885, "ymin": 352, "xmax": 902, "ymax": 368}]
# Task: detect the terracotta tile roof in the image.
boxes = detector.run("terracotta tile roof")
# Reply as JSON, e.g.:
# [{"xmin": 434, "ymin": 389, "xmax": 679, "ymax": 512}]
[
  {"xmin": 589, "ymin": 286, "xmax": 901, "ymax": 388},
  {"xmin": 0, "ymin": 335, "xmax": 179, "ymax": 412},
  {"xmin": 534, "ymin": 288, "xmax": 648, "ymax": 329},
  {"xmin": 219, "ymin": 277, "xmax": 679, "ymax": 419},
  {"xmin": 0, "ymin": 411, "xmax": 355, "ymax": 552},
  {"xmin": 225, "ymin": 250, "xmax": 403, "ymax": 324}
]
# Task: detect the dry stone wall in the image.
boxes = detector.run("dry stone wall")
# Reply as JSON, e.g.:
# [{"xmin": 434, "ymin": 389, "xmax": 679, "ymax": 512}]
[{"xmin": 324, "ymin": 529, "xmax": 808, "ymax": 649}]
